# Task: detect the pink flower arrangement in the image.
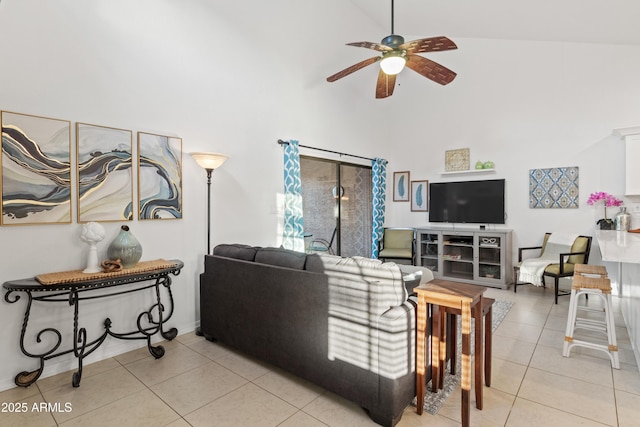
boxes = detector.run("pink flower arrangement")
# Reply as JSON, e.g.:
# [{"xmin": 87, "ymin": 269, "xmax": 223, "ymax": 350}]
[
  {"xmin": 586, "ymin": 192, "xmax": 623, "ymax": 208},
  {"xmin": 587, "ymin": 192, "xmax": 623, "ymax": 225}
]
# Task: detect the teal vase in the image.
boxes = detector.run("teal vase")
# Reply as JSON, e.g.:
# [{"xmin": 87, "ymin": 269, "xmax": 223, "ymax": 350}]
[{"xmin": 107, "ymin": 225, "xmax": 143, "ymax": 268}]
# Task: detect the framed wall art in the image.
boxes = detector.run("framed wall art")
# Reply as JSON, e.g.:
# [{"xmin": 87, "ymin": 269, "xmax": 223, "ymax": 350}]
[
  {"xmin": 137, "ymin": 132, "xmax": 183, "ymax": 220},
  {"xmin": 393, "ymin": 171, "xmax": 410, "ymax": 202},
  {"xmin": 1, "ymin": 111, "xmax": 71, "ymax": 225},
  {"xmin": 77, "ymin": 123, "xmax": 133, "ymax": 222},
  {"xmin": 445, "ymin": 148, "xmax": 470, "ymax": 172},
  {"xmin": 411, "ymin": 180, "xmax": 428, "ymax": 212},
  {"xmin": 529, "ymin": 166, "xmax": 579, "ymax": 209}
]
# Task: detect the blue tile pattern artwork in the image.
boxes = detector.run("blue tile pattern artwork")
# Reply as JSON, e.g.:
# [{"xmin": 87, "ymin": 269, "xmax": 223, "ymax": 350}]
[{"xmin": 529, "ymin": 166, "xmax": 579, "ymax": 209}]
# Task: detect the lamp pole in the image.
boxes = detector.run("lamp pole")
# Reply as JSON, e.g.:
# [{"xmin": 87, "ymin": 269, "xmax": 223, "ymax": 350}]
[
  {"xmin": 191, "ymin": 152, "xmax": 228, "ymax": 338},
  {"xmin": 190, "ymin": 152, "xmax": 229, "ymax": 255},
  {"xmin": 205, "ymin": 168, "xmax": 213, "ymax": 254}
]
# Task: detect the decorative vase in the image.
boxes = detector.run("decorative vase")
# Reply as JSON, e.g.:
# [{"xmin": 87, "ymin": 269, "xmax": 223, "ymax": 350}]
[
  {"xmin": 107, "ymin": 225, "xmax": 142, "ymax": 268},
  {"xmin": 475, "ymin": 161, "xmax": 484, "ymax": 170},
  {"xmin": 615, "ymin": 207, "xmax": 631, "ymax": 231},
  {"xmin": 598, "ymin": 219, "xmax": 615, "ymax": 230}
]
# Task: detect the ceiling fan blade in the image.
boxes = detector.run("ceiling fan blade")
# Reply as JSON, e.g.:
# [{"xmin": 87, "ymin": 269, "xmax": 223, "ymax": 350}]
[
  {"xmin": 346, "ymin": 41, "xmax": 393, "ymax": 52},
  {"xmin": 400, "ymin": 36, "xmax": 457, "ymax": 54},
  {"xmin": 405, "ymin": 54, "xmax": 457, "ymax": 85},
  {"xmin": 375, "ymin": 70, "xmax": 396, "ymax": 99},
  {"xmin": 327, "ymin": 56, "xmax": 381, "ymax": 82}
]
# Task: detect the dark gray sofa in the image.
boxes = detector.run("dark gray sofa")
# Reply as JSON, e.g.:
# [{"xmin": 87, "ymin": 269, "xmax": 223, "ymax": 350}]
[{"xmin": 199, "ymin": 244, "xmax": 431, "ymax": 426}]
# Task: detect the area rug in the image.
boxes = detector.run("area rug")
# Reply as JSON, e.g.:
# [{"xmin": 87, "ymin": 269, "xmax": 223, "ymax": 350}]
[{"xmin": 413, "ymin": 299, "xmax": 514, "ymax": 415}]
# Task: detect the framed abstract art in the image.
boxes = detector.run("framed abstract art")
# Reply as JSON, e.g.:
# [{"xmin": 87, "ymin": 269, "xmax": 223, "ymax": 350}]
[
  {"xmin": 76, "ymin": 123, "xmax": 133, "ymax": 222},
  {"xmin": 1, "ymin": 111, "xmax": 71, "ymax": 225},
  {"xmin": 137, "ymin": 132, "xmax": 183, "ymax": 220}
]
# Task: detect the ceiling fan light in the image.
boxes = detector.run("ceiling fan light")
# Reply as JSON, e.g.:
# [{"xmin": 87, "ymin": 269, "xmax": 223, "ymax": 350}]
[{"xmin": 380, "ymin": 55, "xmax": 406, "ymax": 75}]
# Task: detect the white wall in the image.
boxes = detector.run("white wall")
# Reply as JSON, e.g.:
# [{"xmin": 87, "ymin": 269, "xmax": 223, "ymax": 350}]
[
  {"xmin": 1, "ymin": 0, "xmax": 639, "ymax": 391},
  {"xmin": 384, "ymin": 39, "xmax": 640, "ymax": 251}
]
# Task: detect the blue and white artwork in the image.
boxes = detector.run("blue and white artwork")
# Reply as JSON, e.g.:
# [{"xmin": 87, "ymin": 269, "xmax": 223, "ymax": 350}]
[
  {"xmin": 77, "ymin": 123, "xmax": 133, "ymax": 222},
  {"xmin": 1, "ymin": 111, "xmax": 71, "ymax": 225},
  {"xmin": 393, "ymin": 171, "xmax": 410, "ymax": 202},
  {"xmin": 529, "ymin": 166, "xmax": 579, "ymax": 209},
  {"xmin": 138, "ymin": 132, "xmax": 182, "ymax": 220},
  {"xmin": 411, "ymin": 180, "xmax": 428, "ymax": 212}
]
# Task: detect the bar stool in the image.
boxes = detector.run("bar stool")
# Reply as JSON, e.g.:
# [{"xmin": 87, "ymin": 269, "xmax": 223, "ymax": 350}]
[{"xmin": 563, "ymin": 264, "xmax": 619, "ymax": 369}]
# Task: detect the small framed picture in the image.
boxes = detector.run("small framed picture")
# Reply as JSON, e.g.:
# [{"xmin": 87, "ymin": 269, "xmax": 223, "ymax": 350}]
[
  {"xmin": 411, "ymin": 180, "xmax": 428, "ymax": 212},
  {"xmin": 393, "ymin": 171, "xmax": 410, "ymax": 202},
  {"xmin": 445, "ymin": 148, "xmax": 470, "ymax": 172}
]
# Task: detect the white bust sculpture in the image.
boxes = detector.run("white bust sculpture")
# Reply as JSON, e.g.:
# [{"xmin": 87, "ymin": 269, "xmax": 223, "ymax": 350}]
[{"xmin": 80, "ymin": 222, "xmax": 106, "ymax": 273}]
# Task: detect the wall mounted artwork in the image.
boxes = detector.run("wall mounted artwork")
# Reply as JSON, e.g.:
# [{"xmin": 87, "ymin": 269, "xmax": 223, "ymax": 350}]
[
  {"xmin": 445, "ymin": 148, "xmax": 470, "ymax": 172},
  {"xmin": 411, "ymin": 180, "xmax": 428, "ymax": 212},
  {"xmin": 393, "ymin": 171, "xmax": 410, "ymax": 202},
  {"xmin": 1, "ymin": 111, "xmax": 72, "ymax": 225},
  {"xmin": 77, "ymin": 123, "xmax": 133, "ymax": 222},
  {"xmin": 411, "ymin": 181, "xmax": 429, "ymax": 212},
  {"xmin": 529, "ymin": 166, "xmax": 579, "ymax": 209},
  {"xmin": 138, "ymin": 132, "xmax": 182, "ymax": 220}
]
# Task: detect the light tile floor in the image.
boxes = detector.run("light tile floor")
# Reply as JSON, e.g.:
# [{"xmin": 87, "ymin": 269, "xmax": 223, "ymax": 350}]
[{"xmin": 2, "ymin": 285, "xmax": 640, "ymax": 426}]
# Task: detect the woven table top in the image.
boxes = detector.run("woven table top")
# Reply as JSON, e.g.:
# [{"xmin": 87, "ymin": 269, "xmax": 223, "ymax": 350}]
[{"xmin": 35, "ymin": 259, "xmax": 179, "ymax": 285}]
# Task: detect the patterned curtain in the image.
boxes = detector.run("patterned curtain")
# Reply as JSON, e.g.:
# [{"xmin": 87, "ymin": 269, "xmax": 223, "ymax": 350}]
[
  {"xmin": 371, "ymin": 158, "xmax": 388, "ymax": 258},
  {"xmin": 283, "ymin": 140, "xmax": 305, "ymax": 252}
]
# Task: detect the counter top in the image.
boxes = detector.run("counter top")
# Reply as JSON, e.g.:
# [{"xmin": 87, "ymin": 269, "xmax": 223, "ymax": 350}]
[{"xmin": 596, "ymin": 230, "xmax": 640, "ymax": 263}]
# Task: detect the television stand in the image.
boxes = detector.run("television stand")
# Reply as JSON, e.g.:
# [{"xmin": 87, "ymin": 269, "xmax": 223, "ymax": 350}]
[{"xmin": 416, "ymin": 227, "xmax": 512, "ymax": 289}]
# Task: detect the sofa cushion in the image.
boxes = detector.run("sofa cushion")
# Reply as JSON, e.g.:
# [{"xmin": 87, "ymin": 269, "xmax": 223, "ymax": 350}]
[
  {"xmin": 213, "ymin": 244, "xmax": 258, "ymax": 261},
  {"xmin": 255, "ymin": 247, "xmax": 307, "ymax": 270},
  {"xmin": 319, "ymin": 256, "xmax": 406, "ymax": 314},
  {"xmin": 305, "ymin": 253, "xmax": 341, "ymax": 273}
]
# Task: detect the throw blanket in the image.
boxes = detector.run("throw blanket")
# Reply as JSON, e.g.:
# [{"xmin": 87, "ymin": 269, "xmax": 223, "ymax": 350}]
[{"xmin": 518, "ymin": 232, "xmax": 579, "ymax": 286}]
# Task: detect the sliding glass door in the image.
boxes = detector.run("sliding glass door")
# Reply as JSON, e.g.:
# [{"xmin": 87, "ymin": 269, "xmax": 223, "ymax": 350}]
[{"xmin": 300, "ymin": 156, "xmax": 372, "ymax": 257}]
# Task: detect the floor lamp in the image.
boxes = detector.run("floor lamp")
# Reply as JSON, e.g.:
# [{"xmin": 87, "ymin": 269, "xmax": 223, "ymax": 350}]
[{"xmin": 191, "ymin": 152, "xmax": 229, "ymax": 254}]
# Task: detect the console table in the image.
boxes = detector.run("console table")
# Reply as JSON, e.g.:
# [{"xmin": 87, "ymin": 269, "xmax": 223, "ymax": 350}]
[
  {"xmin": 2, "ymin": 259, "xmax": 183, "ymax": 388},
  {"xmin": 416, "ymin": 227, "xmax": 512, "ymax": 289}
]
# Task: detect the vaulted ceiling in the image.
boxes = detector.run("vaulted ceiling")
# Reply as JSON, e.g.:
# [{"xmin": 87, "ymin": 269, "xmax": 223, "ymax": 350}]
[{"xmin": 349, "ymin": 0, "xmax": 640, "ymax": 46}]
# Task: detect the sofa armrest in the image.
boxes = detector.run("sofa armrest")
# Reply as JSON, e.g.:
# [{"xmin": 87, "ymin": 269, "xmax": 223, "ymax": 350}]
[{"xmin": 398, "ymin": 265, "xmax": 434, "ymax": 284}]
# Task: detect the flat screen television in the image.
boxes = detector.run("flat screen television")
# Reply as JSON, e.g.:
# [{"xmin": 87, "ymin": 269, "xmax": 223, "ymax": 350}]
[{"xmin": 429, "ymin": 179, "xmax": 506, "ymax": 224}]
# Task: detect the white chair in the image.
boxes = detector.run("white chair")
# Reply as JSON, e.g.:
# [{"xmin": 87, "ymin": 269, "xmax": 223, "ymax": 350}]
[{"xmin": 563, "ymin": 264, "xmax": 619, "ymax": 369}]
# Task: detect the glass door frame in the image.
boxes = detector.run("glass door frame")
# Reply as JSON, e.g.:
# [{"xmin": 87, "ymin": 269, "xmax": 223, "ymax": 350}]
[{"xmin": 300, "ymin": 155, "xmax": 371, "ymax": 257}]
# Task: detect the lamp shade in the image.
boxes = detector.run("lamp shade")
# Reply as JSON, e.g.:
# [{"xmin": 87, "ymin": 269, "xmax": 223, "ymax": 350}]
[
  {"xmin": 380, "ymin": 55, "xmax": 406, "ymax": 75},
  {"xmin": 191, "ymin": 152, "xmax": 228, "ymax": 170}
]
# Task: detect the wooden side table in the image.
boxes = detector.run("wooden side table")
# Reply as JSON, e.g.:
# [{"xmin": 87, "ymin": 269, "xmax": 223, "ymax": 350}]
[{"xmin": 415, "ymin": 279, "xmax": 485, "ymax": 427}]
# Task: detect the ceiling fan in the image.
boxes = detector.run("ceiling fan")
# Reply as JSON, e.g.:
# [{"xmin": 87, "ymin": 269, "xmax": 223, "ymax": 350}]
[{"xmin": 326, "ymin": 0, "xmax": 458, "ymax": 99}]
